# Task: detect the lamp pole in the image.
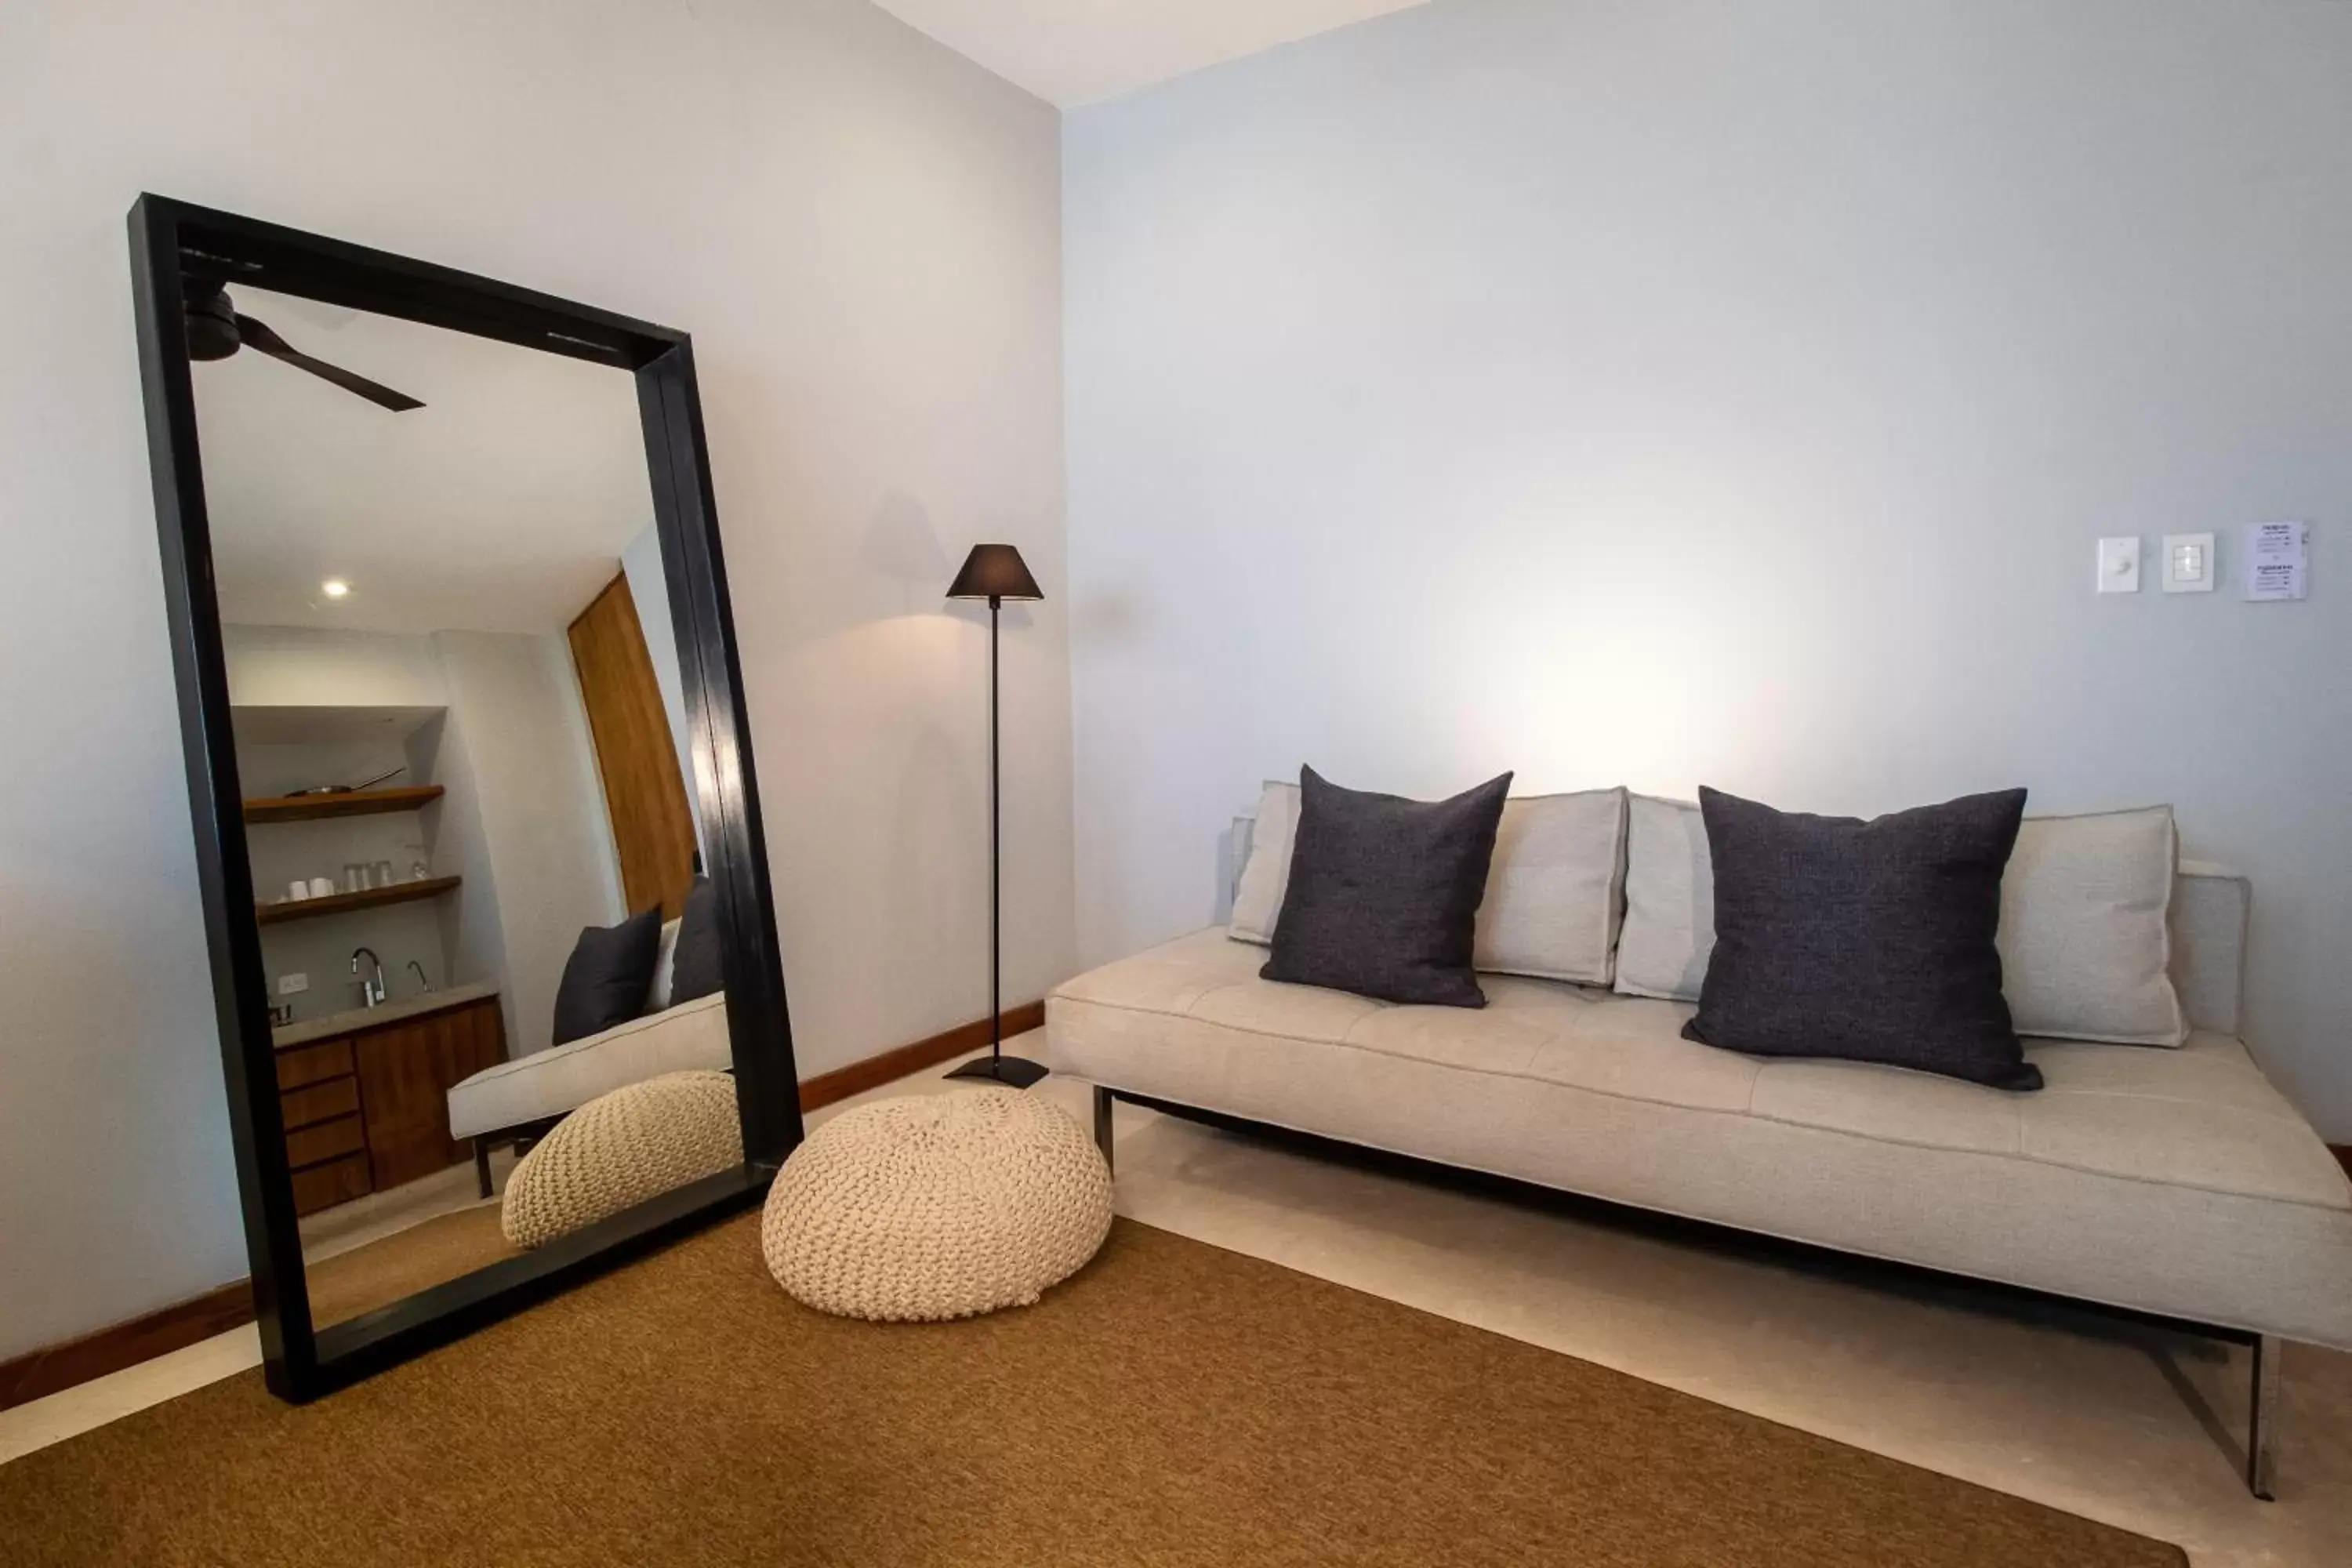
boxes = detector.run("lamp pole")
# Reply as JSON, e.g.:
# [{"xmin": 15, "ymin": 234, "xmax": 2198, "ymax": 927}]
[
  {"xmin": 989, "ymin": 593, "xmax": 1001, "ymax": 1062},
  {"xmin": 944, "ymin": 543, "xmax": 1047, "ymax": 1089}
]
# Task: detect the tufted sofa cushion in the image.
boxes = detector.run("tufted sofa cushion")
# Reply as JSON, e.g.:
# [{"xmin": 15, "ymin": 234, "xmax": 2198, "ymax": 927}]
[{"xmin": 1049, "ymin": 927, "xmax": 2352, "ymax": 1348}]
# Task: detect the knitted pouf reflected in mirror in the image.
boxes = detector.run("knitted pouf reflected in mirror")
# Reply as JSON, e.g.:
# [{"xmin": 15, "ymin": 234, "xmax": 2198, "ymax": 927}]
[
  {"xmin": 763, "ymin": 1087, "xmax": 1113, "ymax": 1322},
  {"xmin": 501, "ymin": 1070, "xmax": 745, "ymax": 1249}
]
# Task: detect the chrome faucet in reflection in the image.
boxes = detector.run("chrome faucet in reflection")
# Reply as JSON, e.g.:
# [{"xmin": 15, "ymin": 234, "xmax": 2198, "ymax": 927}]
[
  {"xmin": 406, "ymin": 959, "xmax": 433, "ymax": 993},
  {"xmin": 350, "ymin": 946, "xmax": 387, "ymax": 1008}
]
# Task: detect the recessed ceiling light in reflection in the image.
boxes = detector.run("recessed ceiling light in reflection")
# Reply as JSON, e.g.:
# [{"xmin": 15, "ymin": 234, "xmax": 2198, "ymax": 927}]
[{"xmin": 321, "ymin": 579, "xmax": 350, "ymax": 599}]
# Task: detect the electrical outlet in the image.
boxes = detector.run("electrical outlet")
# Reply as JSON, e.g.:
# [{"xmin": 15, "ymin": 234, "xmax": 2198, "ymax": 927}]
[{"xmin": 278, "ymin": 972, "xmax": 309, "ymax": 995}]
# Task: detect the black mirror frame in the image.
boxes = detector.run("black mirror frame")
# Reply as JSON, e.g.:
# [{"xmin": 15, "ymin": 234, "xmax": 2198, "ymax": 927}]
[{"xmin": 126, "ymin": 194, "xmax": 802, "ymax": 1402}]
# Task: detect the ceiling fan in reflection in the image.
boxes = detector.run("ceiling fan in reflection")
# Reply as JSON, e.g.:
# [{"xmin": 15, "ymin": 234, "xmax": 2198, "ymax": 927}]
[{"xmin": 181, "ymin": 277, "xmax": 424, "ymax": 412}]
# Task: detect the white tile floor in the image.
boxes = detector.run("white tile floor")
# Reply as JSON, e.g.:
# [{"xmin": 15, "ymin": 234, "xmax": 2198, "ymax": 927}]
[
  {"xmin": 298, "ymin": 1146, "xmax": 517, "ymax": 1265},
  {"xmin": 7, "ymin": 1031, "xmax": 2347, "ymax": 1566}
]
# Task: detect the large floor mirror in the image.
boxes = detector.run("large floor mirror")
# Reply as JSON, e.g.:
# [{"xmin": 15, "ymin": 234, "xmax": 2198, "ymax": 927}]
[{"xmin": 128, "ymin": 196, "xmax": 800, "ymax": 1401}]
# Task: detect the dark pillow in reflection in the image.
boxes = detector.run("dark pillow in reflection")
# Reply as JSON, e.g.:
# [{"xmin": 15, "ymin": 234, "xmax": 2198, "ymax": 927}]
[
  {"xmin": 553, "ymin": 906, "xmax": 664, "ymax": 1045},
  {"xmin": 669, "ymin": 877, "xmax": 725, "ymax": 1004}
]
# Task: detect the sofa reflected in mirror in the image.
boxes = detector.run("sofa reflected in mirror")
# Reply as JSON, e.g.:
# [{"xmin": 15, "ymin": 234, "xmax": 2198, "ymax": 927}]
[{"xmin": 449, "ymin": 875, "xmax": 746, "ymax": 1246}]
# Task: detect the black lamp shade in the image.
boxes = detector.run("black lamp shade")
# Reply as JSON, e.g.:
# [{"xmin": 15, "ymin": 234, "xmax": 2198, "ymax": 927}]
[{"xmin": 946, "ymin": 543, "xmax": 1043, "ymax": 603}]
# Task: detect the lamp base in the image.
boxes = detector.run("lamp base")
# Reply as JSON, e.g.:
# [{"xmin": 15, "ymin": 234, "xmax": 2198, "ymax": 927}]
[{"xmin": 944, "ymin": 1053, "xmax": 1050, "ymax": 1089}]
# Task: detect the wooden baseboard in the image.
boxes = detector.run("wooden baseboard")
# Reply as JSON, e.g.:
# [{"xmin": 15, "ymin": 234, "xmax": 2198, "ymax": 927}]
[
  {"xmin": 798, "ymin": 1001, "xmax": 1047, "ymax": 1112},
  {"xmin": 0, "ymin": 1279, "xmax": 254, "ymax": 1414},
  {"xmin": 0, "ymin": 1000, "xmax": 1049, "ymax": 1414}
]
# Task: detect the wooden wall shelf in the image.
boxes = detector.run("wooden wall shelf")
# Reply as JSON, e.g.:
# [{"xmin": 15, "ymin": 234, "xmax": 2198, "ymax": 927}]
[
  {"xmin": 243, "ymin": 786, "xmax": 445, "ymax": 823},
  {"xmin": 256, "ymin": 875, "xmax": 461, "ymax": 927}
]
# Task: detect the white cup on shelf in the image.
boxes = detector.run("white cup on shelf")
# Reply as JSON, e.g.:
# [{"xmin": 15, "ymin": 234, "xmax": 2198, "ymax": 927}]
[
  {"xmin": 309, "ymin": 876, "xmax": 336, "ymax": 898},
  {"xmin": 287, "ymin": 880, "xmax": 310, "ymax": 902}
]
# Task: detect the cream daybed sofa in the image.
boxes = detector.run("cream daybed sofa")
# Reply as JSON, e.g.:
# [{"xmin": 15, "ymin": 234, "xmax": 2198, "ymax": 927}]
[
  {"xmin": 448, "ymin": 913, "xmax": 732, "ymax": 1189},
  {"xmin": 448, "ymin": 909, "xmax": 732, "ymax": 1198},
  {"xmin": 1047, "ymin": 789, "xmax": 2352, "ymax": 1497}
]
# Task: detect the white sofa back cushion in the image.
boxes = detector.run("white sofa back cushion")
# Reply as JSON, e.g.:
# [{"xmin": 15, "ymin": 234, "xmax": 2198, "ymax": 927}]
[
  {"xmin": 1478, "ymin": 788, "xmax": 1628, "ymax": 983},
  {"xmin": 1228, "ymin": 780, "xmax": 1301, "ymax": 943},
  {"xmin": 1614, "ymin": 793, "xmax": 2190, "ymax": 1045},
  {"xmin": 2001, "ymin": 806, "xmax": 2187, "ymax": 1045},
  {"xmin": 1228, "ymin": 779, "xmax": 1628, "ymax": 985},
  {"xmin": 645, "ymin": 916, "xmax": 684, "ymax": 1012},
  {"xmin": 1612, "ymin": 795, "xmax": 1715, "ymax": 1001}
]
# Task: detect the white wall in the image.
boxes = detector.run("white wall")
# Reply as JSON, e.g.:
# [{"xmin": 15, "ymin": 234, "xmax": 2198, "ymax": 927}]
[
  {"xmin": 1065, "ymin": 0, "xmax": 2352, "ymax": 1135},
  {"xmin": 413, "ymin": 712, "xmax": 513, "ymax": 1050},
  {"xmin": 220, "ymin": 624, "xmax": 448, "ymax": 709},
  {"xmin": 432, "ymin": 630, "xmax": 628, "ymax": 1056},
  {"xmin": 0, "ymin": 0, "xmax": 1068, "ymax": 1358}
]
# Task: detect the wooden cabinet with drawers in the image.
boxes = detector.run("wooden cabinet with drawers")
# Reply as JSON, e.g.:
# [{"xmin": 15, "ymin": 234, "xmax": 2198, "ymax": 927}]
[{"xmin": 274, "ymin": 993, "xmax": 507, "ymax": 1216}]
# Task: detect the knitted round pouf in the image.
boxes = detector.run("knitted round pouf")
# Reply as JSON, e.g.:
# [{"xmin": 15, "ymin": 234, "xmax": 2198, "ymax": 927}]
[
  {"xmin": 501, "ymin": 1069, "xmax": 743, "ymax": 1249},
  {"xmin": 763, "ymin": 1088, "xmax": 1112, "ymax": 1322}
]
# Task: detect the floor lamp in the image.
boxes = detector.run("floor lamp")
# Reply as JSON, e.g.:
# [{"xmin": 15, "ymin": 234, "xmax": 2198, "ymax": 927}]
[{"xmin": 944, "ymin": 543, "xmax": 1048, "ymax": 1088}]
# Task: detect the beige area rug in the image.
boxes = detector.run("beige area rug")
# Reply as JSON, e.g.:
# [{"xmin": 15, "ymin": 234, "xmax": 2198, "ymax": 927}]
[
  {"xmin": 307, "ymin": 1204, "xmax": 518, "ymax": 1328},
  {"xmin": 0, "ymin": 1214, "xmax": 2183, "ymax": 1566}
]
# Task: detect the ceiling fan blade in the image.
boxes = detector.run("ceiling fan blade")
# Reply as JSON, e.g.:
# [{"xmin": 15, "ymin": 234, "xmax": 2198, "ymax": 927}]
[{"xmin": 234, "ymin": 314, "xmax": 424, "ymax": 412}]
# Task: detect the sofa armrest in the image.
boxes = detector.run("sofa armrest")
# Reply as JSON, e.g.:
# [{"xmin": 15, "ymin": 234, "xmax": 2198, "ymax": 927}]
[{"xmin": 2174, "ymin": 860, "xmax": 2249, "ymax": 1037}]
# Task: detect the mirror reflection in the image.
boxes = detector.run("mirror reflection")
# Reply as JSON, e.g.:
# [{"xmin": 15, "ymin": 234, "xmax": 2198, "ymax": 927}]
[{"xmin": 193, "ymin": 285, "xmax": 739, "ymax": 1327}]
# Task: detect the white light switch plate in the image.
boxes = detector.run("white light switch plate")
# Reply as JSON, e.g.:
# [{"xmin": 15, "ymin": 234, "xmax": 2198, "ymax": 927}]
[
  {"xmin": 2097, "ymin": 537, "xmax": 2141, "ymax": 593},
  {"xmin": 2163, "ymin": 532, "xmax": 2216, "ymax": 593},
  {"xmin": 278, "ymin": 972, "xmax": 309, "ymax": 995}
]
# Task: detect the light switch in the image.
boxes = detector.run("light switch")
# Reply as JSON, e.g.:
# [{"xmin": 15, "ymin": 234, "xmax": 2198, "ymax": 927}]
[
  {"xmin": 2096, "ymin": 537, "xmax": 2141, "ymax": 594},
  {"xmin": 2163, "ymin": 532, "xmax": 2216, "ymax": 593},
  {"xmin": 278, "ymin": 972, "xmax": 309, "ymax": 995}
]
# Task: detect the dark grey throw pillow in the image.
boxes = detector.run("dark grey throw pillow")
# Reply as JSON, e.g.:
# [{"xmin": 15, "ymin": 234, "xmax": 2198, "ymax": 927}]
[
  {"xmin": 553, "ymin": 906, "xmax": 664, "ymax": 1046},
  {"xmin": 1682, "ymin": 786, "xmax": 2040, "ymax": 1090},
  {"xmin": 1260, "ymin": 766, "xmax": 1513, "ymax": 1007},
  {"xmin": 668, "ymin": 877, "xmax": 724, "ymax": 1004}
]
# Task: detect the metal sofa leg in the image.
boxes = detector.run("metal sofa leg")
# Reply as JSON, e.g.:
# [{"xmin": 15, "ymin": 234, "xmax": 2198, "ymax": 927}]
[
  {"xmin": 1093, "ymin": 1085, "xmax": 1115, "ymax": 1175},
  {"xmin": 474, "ymin": 1138, "xmax": 493, "ymax": 1200},
  {"xmin": 2249, "ymin": 1334, "xmax": 2281, "ymax": 1499}
]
